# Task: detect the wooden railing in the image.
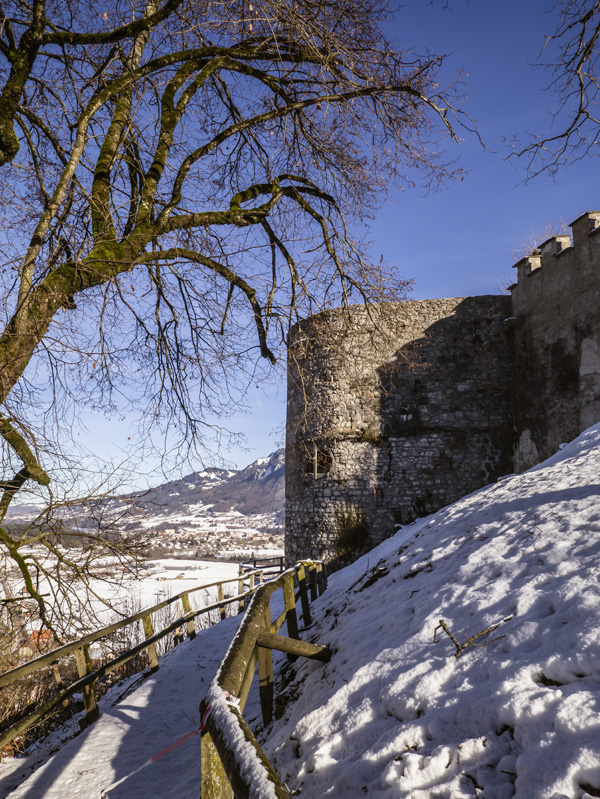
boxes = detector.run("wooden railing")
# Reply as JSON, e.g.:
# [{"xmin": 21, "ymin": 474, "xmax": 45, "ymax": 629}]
[
  {"xmin": 239, "ymin": 556, "xmax": 285, "ymax": 582},
  {"xmin": 0, "ymin": 567, "xmax": 274, "ymax": 750},
  {"xmin": 200, "ymin": 560, "xmax": 329, "ymax": 799}
]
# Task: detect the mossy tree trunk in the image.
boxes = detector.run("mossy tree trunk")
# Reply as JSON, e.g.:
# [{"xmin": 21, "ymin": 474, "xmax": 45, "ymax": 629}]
[{"xmin": 0, "ymin": 0, "xmax": 466, "ymax": 633}]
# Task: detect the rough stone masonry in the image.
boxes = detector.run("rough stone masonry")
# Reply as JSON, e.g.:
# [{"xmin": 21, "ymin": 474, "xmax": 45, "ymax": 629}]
[{"xmin": 285, "ymin": 211, "xmax": 600, "ymax": 564}]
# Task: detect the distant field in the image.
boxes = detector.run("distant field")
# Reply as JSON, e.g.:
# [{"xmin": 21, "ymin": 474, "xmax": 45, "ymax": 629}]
[{"xmin": 91, "ymin": 557, "xmax": 242, "ymax": 626}]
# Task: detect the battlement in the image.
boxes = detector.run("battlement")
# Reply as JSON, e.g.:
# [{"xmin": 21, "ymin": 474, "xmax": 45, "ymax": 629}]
[
  {"xmin": 511, "ymin": 211, "xmax": 600, "ymax": 289},
  {"xmin": 509, "ymin": 209, "xmax": 600, "ymax": 472}
]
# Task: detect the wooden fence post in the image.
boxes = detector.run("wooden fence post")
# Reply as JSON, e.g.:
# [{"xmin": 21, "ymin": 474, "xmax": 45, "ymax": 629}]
[
  {"xmin": 297, "ymin": 565, "xmax": 311, "ymax": 626},
  {"xmin": 316, "ymin": 562, "xmax": 326, "ymax": 595},
  {"xmin": 201, "ymin": 731, "xmax": 234, "ymax": 799},
  {"xmin": 51, "ymin": 661, "xmax": 69, "ymax": 708},
  {"xmin": 283, "ymin": 572, "xmax": 300, "ymax": 664},
  {"xmin": 309, "ymin": 566, "xmax": 318, "ymax": 602},
  {"xmin": 142, "ymin": 613, "xmax": 160, "ymax": 671},
  {"xmin": 181, "ymin": 592, "xmax": 196, "ymax": 640},
  {"xmin": 174, "ymin": 600, "xmax": 185, "ymax": 645},
  {"xmin": 74, "ymin": 645, "xmax": 98, "ymax": 726},
  {"xmin": 283, "ymin": 573, "xmax": 299, "ymax": 642},
  {"xmin": 258, "ymin": 603, "xmax": 274, "ymax": 728},
  {"xmin": 217, "ymin": 583, "xmax": 227, "ymax": 621},
  {"xmin": 237, "ymin": 574, "xmax": 246, "ymax": 613}
]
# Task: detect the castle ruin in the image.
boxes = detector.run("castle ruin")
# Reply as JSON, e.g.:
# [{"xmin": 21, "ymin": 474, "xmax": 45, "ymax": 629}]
[{"xmin": 285, "ymin": 211, "xmax": 600, "ymax": 564}]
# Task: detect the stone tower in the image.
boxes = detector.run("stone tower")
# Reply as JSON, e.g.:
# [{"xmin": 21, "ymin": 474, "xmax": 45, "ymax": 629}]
[{"xmin": 285, "ymin": 211, "xmax": 600, "ymax": 565}]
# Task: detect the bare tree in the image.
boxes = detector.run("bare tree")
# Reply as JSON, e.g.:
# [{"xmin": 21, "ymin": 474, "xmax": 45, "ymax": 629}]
[
  {"xmin": 513, "ymin": 0, "xmax": 600, "ymax": 176},
  {"xmin": 0, "ymin": 0, "xmax": 466, "ymax": 636}
]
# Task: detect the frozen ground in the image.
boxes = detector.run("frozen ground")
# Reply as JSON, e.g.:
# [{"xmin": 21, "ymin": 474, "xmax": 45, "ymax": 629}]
[
  {"xmin": 265, "ymin": 424, "xmax": 600, "ymax": 799},
  {"xmin": 91, "ymin": 558, "xmax": 241, "ymax": 626},
  {"xmin": 0, "ymin": 614, "xmax": 244, "ymax": 799},
  {"xmin": 4, "ymin": 424, "xmax": 600, "ymax": 798}
]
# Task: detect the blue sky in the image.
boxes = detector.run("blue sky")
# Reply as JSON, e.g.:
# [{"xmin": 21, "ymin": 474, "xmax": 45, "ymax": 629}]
[
  {"xmin": 82, "ymin": 0, "xmax": 600, "ymax": 483},
  {"xmin": 376, "ymin": 0, "xmax": 599, "ymax": 300}
]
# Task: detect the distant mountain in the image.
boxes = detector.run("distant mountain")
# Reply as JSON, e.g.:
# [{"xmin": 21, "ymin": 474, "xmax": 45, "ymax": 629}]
[
  {"xmin": 124, "ymin": 448, "xmax": 285, "ymax": 520},
  {"xmin": 5, "ymin": 451, "xmax": 286, "ymax": 557}
]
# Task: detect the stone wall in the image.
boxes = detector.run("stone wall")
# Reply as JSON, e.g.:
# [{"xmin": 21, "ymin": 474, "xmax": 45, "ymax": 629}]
[
  {"xmin": 510, "ymin": 211, "xmax": 600, "ymax": 469},
  {"xmin": 286, "ymin": 210, "xmax": 600, "ymax": 565},
  {"xmin": 285, "ymin": 296, "xmax": 513, "ymax": 563}
]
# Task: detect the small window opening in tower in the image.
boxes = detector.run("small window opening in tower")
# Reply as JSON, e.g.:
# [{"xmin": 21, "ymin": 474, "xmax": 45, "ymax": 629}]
[{"xmin": 303, "ymin": 442, "xmax": 333, "ymax": 476}]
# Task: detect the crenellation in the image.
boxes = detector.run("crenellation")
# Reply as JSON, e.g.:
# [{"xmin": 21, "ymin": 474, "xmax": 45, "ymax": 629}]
[
  {"xmin": 514, "ymin": 253, "xmax": 541, "ymax": 282},
  {"xmin": 539, "ymin": 234, "xmax": 571, "ymax": 262},
  {"xmin": 569, "ymin": 210, "xmax": 600, "ymax": 245},
  {"xmin": 512, "ymin": 212, "xmax": 600, "ymax": 292},
  {"xmin": 510, "ymin": 209, "xmax": 600, "ymax": 469}
]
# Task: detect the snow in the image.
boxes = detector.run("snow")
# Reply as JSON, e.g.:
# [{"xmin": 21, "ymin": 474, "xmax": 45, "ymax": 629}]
[
  {"xmin": 203, "ymin": 683, "xmax": 279, "ymax": 799},
  {"xmin": 264, "ymin": 423, "xmax": 600, "ymax": 799},
  {"xmin": 98, "ymin": 561, "xmax": 239, "ymax": 616},
  {"xmin": 5, "ymin": 559, "xmax": 241, "ymax": 637},
  {"xmin": 5, "ymin": 424, "xmax": 600, "ymax": 798},
  {"xmin": 0, "ymin": 616, "xmax": 243, "ymax": 799}
]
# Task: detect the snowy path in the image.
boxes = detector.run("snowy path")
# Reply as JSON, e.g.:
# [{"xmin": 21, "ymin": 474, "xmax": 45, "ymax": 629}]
[{"xmin": 0, "ymin": 614, "xmax": 242, "ymax": 799}]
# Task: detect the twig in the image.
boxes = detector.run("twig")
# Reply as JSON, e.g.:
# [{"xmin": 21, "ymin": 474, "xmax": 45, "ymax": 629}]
[{"xmin": 434, "ymin": 618, "xmax": 505, "ymax": 659}]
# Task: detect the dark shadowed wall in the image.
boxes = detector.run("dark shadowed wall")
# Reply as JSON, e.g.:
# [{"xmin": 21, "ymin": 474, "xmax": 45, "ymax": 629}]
[{"xmin": 286, "ymin": 211, "xmax": 600, "ymax": 564}]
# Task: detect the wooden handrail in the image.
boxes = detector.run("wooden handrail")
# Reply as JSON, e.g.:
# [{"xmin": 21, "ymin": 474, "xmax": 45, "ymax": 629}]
[
  {"xmin": 0, "ymin": 566, "xmax": 277, "ymax": 748},
  {"xmin": 0, "ymin": 588, "xmax": 260, "ymax": 750},
  {"xmin": 0, "ymin": 558, "xmax": 328, "ymax": 789},
  {"xmin": 0, "ymin": 567, "xmax": 268, "ymax": 688},
  {"xmin": 238, "ymin": 556, "xmax": 285, "ymax": 575},
  {"xmin": 200, "ymin": 560, "xmax": 328, "ymax": 799}
]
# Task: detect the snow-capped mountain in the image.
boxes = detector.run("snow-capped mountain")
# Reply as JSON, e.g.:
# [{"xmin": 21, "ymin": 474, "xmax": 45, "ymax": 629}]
[
  {"xmin": 100, "ymin": 449, "xmax": 285, "ymax": 554},
  {"xmin": 128, "ymin": 448, "xmax": 285, "ymax": 519},
  {"xmin": 6, "ymin": 450, "xmax": 285, "ymax": 557}
]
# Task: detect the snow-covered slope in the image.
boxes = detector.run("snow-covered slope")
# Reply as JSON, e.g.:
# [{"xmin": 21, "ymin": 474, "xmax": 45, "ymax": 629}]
[
  {"xmin": 4, "ymin": 427, "xmax": 600, "ymax": 799},
  {"xmin": 265, "ymin": 424, "xmax": 600, "ymax": 799}
]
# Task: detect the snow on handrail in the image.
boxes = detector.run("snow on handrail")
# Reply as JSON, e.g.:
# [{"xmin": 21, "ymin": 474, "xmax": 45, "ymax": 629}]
[{"xmin": 200, "ymin": 560, "xmax": 328, "ymax": 799}]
